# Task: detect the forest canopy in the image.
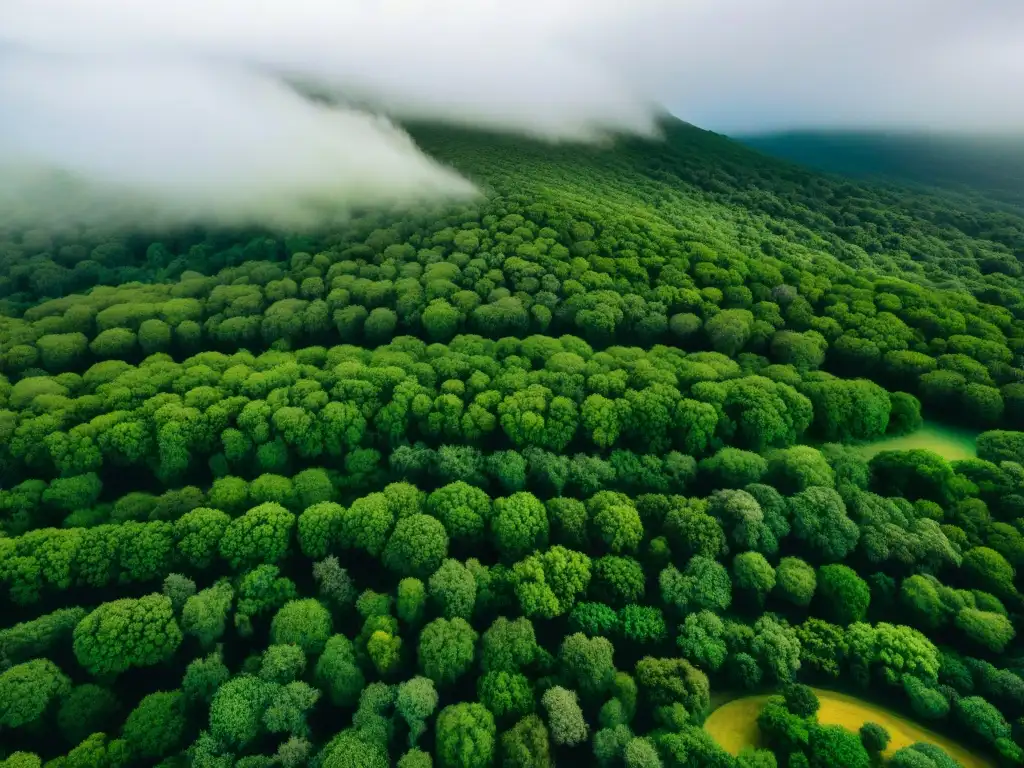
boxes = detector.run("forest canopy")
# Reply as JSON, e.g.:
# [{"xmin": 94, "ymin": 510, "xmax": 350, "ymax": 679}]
[{"xmin": 1, "ymin": 116, "xmax": 1024, "ymax": 768}]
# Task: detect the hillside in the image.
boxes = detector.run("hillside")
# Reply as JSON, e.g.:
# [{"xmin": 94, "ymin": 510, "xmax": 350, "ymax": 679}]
[
  {"xmin": 2, "ymin": 116, "xmax": 1024, "ymax": 768},
  {"xmin": 739, "ymin": 129, "xmax": 1024, "ymax": 209}
]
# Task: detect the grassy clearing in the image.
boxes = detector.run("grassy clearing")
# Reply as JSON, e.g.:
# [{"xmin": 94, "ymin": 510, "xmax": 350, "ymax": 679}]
[
  {"xmin": 703, "ymin": 688, "xmax": 992, "ymax": 768},
  {"xmin": 853, "ymin": 421, "xmax": 978, "ymax": 461}
]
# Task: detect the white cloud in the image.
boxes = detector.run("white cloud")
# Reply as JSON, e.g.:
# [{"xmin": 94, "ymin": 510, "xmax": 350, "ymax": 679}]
[
  {"xmin": 0, "ymin": 0, "xmax": 662, "ymax": 231},
  {"xmin": 1, "ymin": 0, "xmax": 1022, "ymax": 231}
]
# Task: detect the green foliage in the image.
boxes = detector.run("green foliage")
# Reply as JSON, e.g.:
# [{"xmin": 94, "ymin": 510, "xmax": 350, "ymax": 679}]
[
  {"xmin": 676, "ymin": 610, "xmax": 728, "ymax": 672},
  {"xmin": 492, "ymin": 492, "xmax": 549, "ymax": 561},
  {"xmin": 436, "ymin": 702, "xmax": 496, "ymax": 768},
  {"xmin": 122, "ymin": 690, "xmax": 187, "ymax": 760},
  {"xmin": 6, "ymin": 116, "xmax": 1024, "ymax": 768},
  {"xmin": 478, "ymin": 670, "xmax": 533, "ymax": 723},
  {"xmin": 774, "ymin": 557, "xmax": 816, "ymax": 607},
  {"xmin": 384, "ymin": 514, "xmax": 449, "ymax": 578},
  {"xmin": 429, "ymin": 558, "xmax": 477, "ymax": 619},
  {"xmin": 859, "ymin": 722, "xmax": 890, "ymax": 754},
  {"xmin": 183, "ymin": 579, "xmax": 234, "ymax": 647},
  {"xmin": 500, "ymin": 714, "xmax": 552, "ymax": 768},
  {"xmin": 316, "ymin": 635, "xmax": 365, "ymax": 707},
  {"xmin": 0, "ymin": 658, "xmax": 70, "ymax": 729},
  {"xmin": 815, "ymin": 565, "xmax": 870, "ymax": 625},
  {"xmin": 808, "ymin": 724, "xmax": 871, "ymax": 768},
  {"xmin": 270, "ymin": 598, "xmax": 333, "ymax": 655},
  {"xmin": 635, "ymin": 657, "xmax": 710, "ymax": 714},
  {"xmin": 73, "ymin": 594, "xmax": 181, "ymax": 676},
  {"xmin": 512, "ymin": 545, "xmax": 591, "ymax": 619},
  {"xmin": 541, "ymin": 686, "xmax": 589, "ymax": 746},
  {"xmin": 219, "ymin": 502, "xmax": 295, "ymax": 569},
  {"xmin": 57, "ymin": 684, "xmax": 120, "ymax": 745},
  {"xmin": 419, "ymin": 617, "xmax": 478, "ymax": 686}
]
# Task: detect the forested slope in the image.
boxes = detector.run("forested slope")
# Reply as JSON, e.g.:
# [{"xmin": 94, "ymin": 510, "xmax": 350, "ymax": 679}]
[
  {"xmin": 2, "ymin": 117, "xmax": 1024, "ymax": 768},
  {"xmin": 740, "ymin": 130, "xmax": 1024, "ymax": 210}
]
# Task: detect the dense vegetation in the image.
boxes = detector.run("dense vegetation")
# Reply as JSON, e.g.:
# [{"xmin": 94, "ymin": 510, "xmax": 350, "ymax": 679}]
[
  {"xmin": 2, "ymin": 115, "xmax": 1024, "ymax": 768},
  {"xmin": 740, "ymin": 130, "xmax": 1024, "ymax": 209}
]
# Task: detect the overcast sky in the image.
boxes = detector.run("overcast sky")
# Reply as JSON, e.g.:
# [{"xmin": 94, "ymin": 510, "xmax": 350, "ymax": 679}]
[{"xmin": 1, "ymin": 0, "xmax": 1022, "ymax": 229}]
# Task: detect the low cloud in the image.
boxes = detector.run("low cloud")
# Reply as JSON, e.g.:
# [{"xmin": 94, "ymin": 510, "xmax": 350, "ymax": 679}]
[
  {"xmin": 1, "ymin": 0, "xmax": 1022, "ymax": 232},
  {"xmin": 0, "ymin": 0, "xmax": 660, "ymax": 232}
]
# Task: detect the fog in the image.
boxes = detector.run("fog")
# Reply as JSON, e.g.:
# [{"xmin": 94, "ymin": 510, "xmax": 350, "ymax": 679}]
[{"xmin": 2, "ymin": 0, "xmax": 1022, "ymax": 230}]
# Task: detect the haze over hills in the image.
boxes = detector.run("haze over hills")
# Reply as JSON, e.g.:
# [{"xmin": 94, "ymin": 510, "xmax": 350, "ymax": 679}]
[{"xmin": 739, "ymin": 130, "xmax": 1024, "ymax": 209}]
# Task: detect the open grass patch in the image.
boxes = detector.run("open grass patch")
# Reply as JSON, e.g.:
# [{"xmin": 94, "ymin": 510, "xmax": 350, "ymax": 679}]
[{"xmin": 703, "ymin": 688, "xmax": 992, "ymax": 768}]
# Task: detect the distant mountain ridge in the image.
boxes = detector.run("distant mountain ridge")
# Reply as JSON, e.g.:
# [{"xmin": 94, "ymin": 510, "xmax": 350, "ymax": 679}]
[{"xmin": 738, "ymin": 130, "xmax": 1024, "ymax": 208}]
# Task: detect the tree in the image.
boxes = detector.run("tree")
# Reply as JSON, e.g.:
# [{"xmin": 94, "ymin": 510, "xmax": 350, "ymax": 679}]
[
  {"xmin": 789, "ymin": 487, "xmax": 859, "ymax": 562},
  {"xmin": 397, "ymin": 749, "xmax": 432, "ymax": 768},
  {"xmin": 73, "ymin": 594, "xmax": 182, "ymax": 676},
  {"xmin": 313, "ymin": 556, "xmax": 357, "ymax": 607},
  {"xmin": 57, "ymin": 684, "xmax": 121, "ymax": 745},
  {"xmin": 298, "ymin": 502, "xmax": 346, "ymax": 560},
  {"xmin": 766, "ymin": 446, "xmax": 834, "ymax": 493},
  {"xmin": 419, "ymin": 617, "xmax": 478, "ymax": 686},
  {"xmin": 122, "ymin": 690, "xmax": 187, "ymax": 761},
  {"xmin": 429, "ymin": 558, "xmax": 477, "ymax": 619},
  {"xmin": 624, "ymin": 737, "xmax": 662, "ymax": 768},
  {"xmin": 384, "ymin": 514, "xmax": 449, "ymax": 578},
  {"xmin": 707, "ymin": 489, "xmax": 777, "ymax": 554},
  {"xmin": 480, "ymin": 616, "xmax": 537, "ymax": 673},
  {"xmin": 316, "ymin": 635, "xmax": 365, "ymax": 707},
  {"xmin": 182, "ymin": 580, "xmax": 235, "ymax": 647},
  {"xmin": 427, "ymin": 482, "xmax": 492, "ymax": 546},
  {"xmin": 0, "ymin": 659, "xmax": 70, "ymax": 729},
  {"xmin": 701, "ymin": 448, "xmax": 768, "ymax": 489},
  {"xmin": 270, "ymin": 599, "xmax": 332, "ymax": 655},
  {"xmin": 478, "ymin": 670, "xmax": 533, "ymax": 724},
  {"xmin": 954, "ymin": 696, "xmax": 1011, "ymax": 744},
  {"xmin": 397, "ymin": 676, "xmax": 439, "ymax": 746},
  {"xmin": 635, "ymin": 657, "xmax": 710, "ymax": 714},
  {"xmin": 955, "ymin": 608, "xmax": 1016, "ymax": 653},
  {"xmin": 660, "ymin": 557, "xmax": 732, "ymax": 614},
  {"xmin": 560, "ymin": 632, "xmax": 615, "ymax": 700},
  {"xmin": 492, "ymin": 492, "xmax": 549, "ymax": 562},
  {"xmin": 782, "ymin": 684, "xmax": 819, "ymax": 718},
  {"xmin": 183, "ymin": 648, "xmax": 230, "ymax": 704},
  {"xmin": 546, "ymin": 497, "xmax": 588, "ymax": 549},
  {"xmin": 174, "ymin": 507, "xmax": 231, "ymax": 568},
  {"xmin": 620, "ymin": 605, "xmax": 668, "ymax": 646},
  {"xmin": 259, "ymin": 644, "xmax": 307, "ymax": 684},
  {"xmin": 343, "ymin": 492, "xmax": 396, "ymax": 557},
  {"xmin": 219, "ymin": 502, "xmax": 295, "ymax": 569},
  {"xmin": 236, "ymin": 565, "xmax": 298, "ymax": 634},
  {"xmin": 588, "ymin": 493, "xmax": 644, "ymax": 554},
  {"xmin": 808, "ymin": 724, "xmax": 870, "ymax": 768},
  {"xmin": 591, "ymin": 556, "xmax": 645, "ymax": 607},
  {"xmin": 398, "ymin": 577, "xmax": 428, "ymax": 626},
  {"xmin": 541, "ymin": 687, "xmax": 589, "ymax": 747},
  {"xmin": 570, "ymin": 602, "xmax": 620, "ymax": 637},
  {"xmin": 436, "ymin": 702, "xmax": 496, "ymax": 768},
  {"xmin": 902, "ymin": 675, "xmax": 949, "ymax": 720},
  {"xmin": 733, "ymin": 552, "xmax": 776, "ymax": 607},
  {"xmin": 512, "ymin": 546, "xmax": 592, "ymax": 619},
  {"xmin": 500, "ymin": 714, "xmax": 552, "ymax": 768},
  {"xmin": 751, "ymin": 615, "xmax": 801, "ymax": 684},
  {"xmin": 859, "ymin": 722, "xmax": 890, "ymax": 756},
  {"xmin": 706, "ymin": 309, "xmax": 754, "ymax": 356},
  {"xmin": 676, "ymin": 610, "xmax": 728, "ymax": 672},
  {"xmin": 209, "ymin": 674, "xmax": 278, "ymax": 750},
  {"xmin": 775, "ymin": 557, "xmax": 816, "ymax": 607},
  {"xmin": 816, "ymin": 565, "xmax": 870, "ymax": 625},
  {"xmin": 961, "ymin": 547, "xmax": 1016, "ymax": 599}
]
